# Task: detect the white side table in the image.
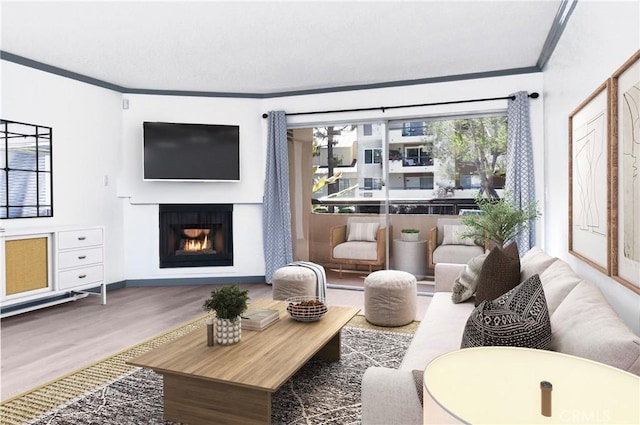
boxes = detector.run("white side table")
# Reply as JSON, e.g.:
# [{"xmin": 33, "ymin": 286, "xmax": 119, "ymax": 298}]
[
  {"xmin": 423, "ymin": 346, "xmax": 640, "ymax": 424},
  {"xmin": 392, "ymin": 239, "xmax": 428, "ymax": 279}
]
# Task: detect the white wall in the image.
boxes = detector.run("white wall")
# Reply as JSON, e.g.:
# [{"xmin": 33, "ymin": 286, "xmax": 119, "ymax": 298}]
[
  {"xmin": 118, "ymin": 94, "xmax": 265, "ymax": 279},
  {"xmin": 1, "ymin": 61, "xmax": 126, "ymax": 285},
  {"xmin": 543, "ymin": 1, "xmax": 640, "ymax": 333}
]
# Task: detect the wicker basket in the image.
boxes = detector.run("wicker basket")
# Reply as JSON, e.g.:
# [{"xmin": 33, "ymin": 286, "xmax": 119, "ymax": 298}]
[{"xmin": 286, "ymin": 296, "xmax": 328, "ymax": 322}]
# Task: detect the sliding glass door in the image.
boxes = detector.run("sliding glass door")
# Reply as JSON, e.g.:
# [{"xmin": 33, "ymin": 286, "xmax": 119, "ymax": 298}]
[{"xmin": 288, "ymin": 112, "xmax": 508, "ymax": 287}]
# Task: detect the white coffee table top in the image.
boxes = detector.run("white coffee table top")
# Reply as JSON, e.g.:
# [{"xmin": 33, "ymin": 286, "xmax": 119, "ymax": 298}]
[{"xmin": 424, "ymin": 346, "xmax": 640, "ymax": 424}]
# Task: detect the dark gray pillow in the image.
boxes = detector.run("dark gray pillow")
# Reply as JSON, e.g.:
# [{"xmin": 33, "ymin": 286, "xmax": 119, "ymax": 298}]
[
  {"xmin": 461, "ymin": 274, "xmax": 552, "ymax": 350},
  {"xmin": 474, "ymin": 242, "xmax": 520, "ymax": 306}
]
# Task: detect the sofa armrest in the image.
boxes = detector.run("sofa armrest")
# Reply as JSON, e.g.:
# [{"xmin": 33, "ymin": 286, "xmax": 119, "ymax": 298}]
[
  {"xmin": 361, "ymin": 367, "xmax": 423, "ymax": 425},
  {"xmin": 434, "ymin": 263, "xmax": 465, "ymax": 292}
]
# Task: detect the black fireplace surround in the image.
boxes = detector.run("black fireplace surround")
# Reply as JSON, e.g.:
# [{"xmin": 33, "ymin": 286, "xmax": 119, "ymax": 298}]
[{"xmin": 159, "ymin": 204, "xmax": 233, "ymax": 268}]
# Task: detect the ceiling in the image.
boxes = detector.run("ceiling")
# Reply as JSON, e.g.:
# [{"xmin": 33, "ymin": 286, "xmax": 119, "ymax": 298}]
[{"xmin": 1, "ymin": 1, "xmax": 564, "ymax": 96}]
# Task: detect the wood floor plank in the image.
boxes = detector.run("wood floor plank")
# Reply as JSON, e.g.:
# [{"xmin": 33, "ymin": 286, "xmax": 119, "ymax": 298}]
[{"xmin": 1, "ymin": 283, "xmax": 430, "ymax": 401}]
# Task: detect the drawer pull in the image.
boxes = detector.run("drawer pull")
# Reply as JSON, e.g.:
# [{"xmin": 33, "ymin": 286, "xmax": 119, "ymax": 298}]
[
  {"xmin": 78, "ymin": 274, "xmax": 87, "ymax": 279},
  {"xmin": 78, "ymin": 236, "xmax": 87, "ymax": 241},
  {"xmin": 78, "ymin": 255, "xmax": 87, "ymax": 259}
]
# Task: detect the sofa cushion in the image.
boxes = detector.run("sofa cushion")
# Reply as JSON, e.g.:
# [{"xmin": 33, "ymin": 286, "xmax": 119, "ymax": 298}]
[
  {"xmin": 520, "ymin": 246, "xmax": 557, "ymax": 282},
  {"xmin": 551, "ymin": 281, "xmax": 640, "ymax": 375},
  {"xmin": 442, "ymin": 224, "xmax": 476, "ymax": 246},
  {"xmin": 347, "ymin": 222, "xmax": 379, "ymax": 241},
  {"xmin": 461, "ymin": 274, "xmax": 552, "ymax": 350},
  {"xmin": 538, "ymin": 258, "xmax": 582, "ymax": 315},
  {"xmin": 433, "ymin": 244, "xmax": 485, "ymax": 266},
  {"xmin": 451, "ymin": 252, "xmax": 488, "ymax": 303},
  {"xmin": 401, "ymin": 292, "xmax": 475, "ymax": 371},
  {"xmin": 474, "ymin": 243, "xmax": 520, "ymax": 306},
  {"xmin": 332, "ymin": 241, "xmax": 378, "ymax": 260}
]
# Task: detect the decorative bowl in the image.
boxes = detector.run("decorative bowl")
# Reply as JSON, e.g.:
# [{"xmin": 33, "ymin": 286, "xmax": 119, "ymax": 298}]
[{"xmin": 285, "ymin": 296, "xmax": 328, "ymax": 322}]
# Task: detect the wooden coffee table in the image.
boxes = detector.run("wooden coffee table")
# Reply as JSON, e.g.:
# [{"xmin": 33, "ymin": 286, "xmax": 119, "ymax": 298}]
[{"xmin": 128, "ymin": 299, "xmax": 359, "ymax": 425}]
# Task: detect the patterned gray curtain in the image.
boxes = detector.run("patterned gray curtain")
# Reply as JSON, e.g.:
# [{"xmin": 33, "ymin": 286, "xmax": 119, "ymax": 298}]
[
  {"xmin": 506, "ymin": 91, "xmax": 535, "ymax": 254},
  {"xmin": 262, "ymin": 111, "xmax": 293, "ymax": 283}
]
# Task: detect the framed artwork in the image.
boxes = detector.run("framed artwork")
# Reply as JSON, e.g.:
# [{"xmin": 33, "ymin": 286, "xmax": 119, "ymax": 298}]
[
  {"xmin": 568, "ymin": 81, "xmax": 611, "ymax": 274},
  {"xmin": 610, "ymin": 50, "xmax": 640, "ymax": 294}
]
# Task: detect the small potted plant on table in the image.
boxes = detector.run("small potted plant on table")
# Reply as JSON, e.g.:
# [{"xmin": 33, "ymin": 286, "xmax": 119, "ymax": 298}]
[
  {"xmin": 203, "ymin": 284, "xmax": 249, "ymax": 345},
  {"xmin": 401, "ymin": 228, "xmax": 420, "ymax": 242}
]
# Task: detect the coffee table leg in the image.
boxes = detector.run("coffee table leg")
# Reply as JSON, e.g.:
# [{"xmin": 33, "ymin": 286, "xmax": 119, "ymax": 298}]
[
  {"xmin": 314, "ymin": 330, "xmax": 341, "ymax": 362},
  {"xmin": 163, "ymin": 373, "xmax": 271, "ymax": 425}
]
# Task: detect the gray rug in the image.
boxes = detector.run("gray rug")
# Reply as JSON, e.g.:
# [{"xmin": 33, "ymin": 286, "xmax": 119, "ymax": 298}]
[{"xmin": 30, "ymin": 327, "xmax": 413, "ymax": 425}]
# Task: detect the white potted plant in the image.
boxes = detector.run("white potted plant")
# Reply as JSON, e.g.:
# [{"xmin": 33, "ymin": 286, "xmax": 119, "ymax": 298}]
[
  {"xmin": 202, "ymin": 285, "xmax": 249, "ymax": 345},
  {"xmin": 401, "ymin": 228, "xmax": 420, "ymax": 242}
]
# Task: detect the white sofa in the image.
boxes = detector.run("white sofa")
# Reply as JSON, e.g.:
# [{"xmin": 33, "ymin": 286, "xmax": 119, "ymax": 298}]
[{"xmin": 361, "ymin": 247, "xmax": 640, "ymax": 425}]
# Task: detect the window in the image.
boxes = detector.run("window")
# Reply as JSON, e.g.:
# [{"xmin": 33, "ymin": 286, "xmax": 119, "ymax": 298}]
[
  {"xmin": 364, "ymin": 148, "xmax": 382, "ymax": 164},
  {"xmin": 363, "ymin": 177, "xmax": 383, "ymax": 190},
  {"xmin": 402, "ymin": 121, "xmax": 425, "ymax": 136},
  {"xmin": 403, "ymin": 146, "xmax": 433, "ymax": 166},
  {"xmin": 305, "ymin": 114, "xmax": 507, "ymax": 214},
  {"xmin": 1, "ymin": 120, "xmax": 53, "ymax": 219}
]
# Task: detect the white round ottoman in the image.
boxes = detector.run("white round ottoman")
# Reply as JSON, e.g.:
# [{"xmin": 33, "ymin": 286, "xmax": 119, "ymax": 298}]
[
  {"xmin": 364, "ymin": 270, "xmax": 417, "ymax": 326},
  {"xmin": 272, "ymin": 265, "xmax": 317, "ymax": 300}
]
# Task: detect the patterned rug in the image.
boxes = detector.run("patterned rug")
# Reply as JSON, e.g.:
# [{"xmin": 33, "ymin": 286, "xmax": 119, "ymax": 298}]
[{"xmin": 1, "ymin": 315, "xmax": 416, "ymax": 425}]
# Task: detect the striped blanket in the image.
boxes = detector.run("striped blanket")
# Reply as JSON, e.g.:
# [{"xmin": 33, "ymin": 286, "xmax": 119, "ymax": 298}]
[{"xmin": 286, "ymin": 261, "xmax": 327, "ymax": 301}]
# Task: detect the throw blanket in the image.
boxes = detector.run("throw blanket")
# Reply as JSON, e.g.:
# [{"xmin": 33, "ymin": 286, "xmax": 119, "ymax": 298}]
[{"xmin": 287, "ymin": 261, "xmax": 327, "ymax": 301}]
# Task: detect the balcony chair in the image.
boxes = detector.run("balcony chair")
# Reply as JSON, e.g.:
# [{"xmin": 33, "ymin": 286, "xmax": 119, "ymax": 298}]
[
  {"xmin": 427, "ymin": 218, "xmax": 486, "ymax": 268},
  {"xmin": 329, "ymin": 217, "xmax": 388, "ymax": 277}
]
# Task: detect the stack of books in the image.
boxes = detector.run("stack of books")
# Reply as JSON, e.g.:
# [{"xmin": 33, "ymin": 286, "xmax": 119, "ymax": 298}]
[{"xmin": 241, "ymin": 308, "xmax": 280, "ymax": 331}]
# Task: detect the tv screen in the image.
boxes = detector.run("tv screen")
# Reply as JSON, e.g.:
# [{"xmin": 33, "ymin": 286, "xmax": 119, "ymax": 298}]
[{"xmin": 143, "ymin": 122, "xmax": 240, "ymax": 181}]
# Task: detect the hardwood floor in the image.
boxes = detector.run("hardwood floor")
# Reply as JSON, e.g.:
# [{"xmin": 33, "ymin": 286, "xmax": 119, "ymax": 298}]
[{"xmin": 0, "ymin": 283, "xmax": 432, "ymax": 401}]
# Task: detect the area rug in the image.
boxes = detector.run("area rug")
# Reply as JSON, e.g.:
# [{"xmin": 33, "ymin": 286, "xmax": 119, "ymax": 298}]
[{"xmin": 1, "ymin": 316, "xmax": 415, "ymax": 425}]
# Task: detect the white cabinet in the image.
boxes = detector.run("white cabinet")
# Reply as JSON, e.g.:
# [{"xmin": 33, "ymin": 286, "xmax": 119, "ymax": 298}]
[{"xmin": 0, "ymin": 226, "xmax": 106, "ymax": 317}]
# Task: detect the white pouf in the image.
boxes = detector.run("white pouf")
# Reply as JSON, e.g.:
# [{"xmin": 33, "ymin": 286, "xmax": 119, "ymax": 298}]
[
  {"xmin": 272, "ymin": 265, "xmax": 317, "ymax": 300},
  {"xmin": 364, "ymin": 270, "xmax": 417, "ymax": 326}
]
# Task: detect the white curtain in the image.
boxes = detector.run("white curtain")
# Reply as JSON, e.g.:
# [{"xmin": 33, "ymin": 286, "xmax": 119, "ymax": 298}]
[
  {"xmin": 262, "ymin": 111, "xmax": 293, "ymax": 283},
  {"xmin": 506, "ymin": 91, "xmax": 535, "ymax": 253}
]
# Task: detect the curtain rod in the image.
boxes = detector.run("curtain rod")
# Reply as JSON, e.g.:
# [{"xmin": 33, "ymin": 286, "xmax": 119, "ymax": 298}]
[{"xmin": 262, "ymin": 92, "xmax": 539, "ymax": 118}]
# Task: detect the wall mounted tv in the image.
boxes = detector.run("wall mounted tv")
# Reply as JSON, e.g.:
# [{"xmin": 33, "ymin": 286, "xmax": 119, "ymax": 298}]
[{"xmin": 143, "ymin": 121, "xmax": 240, "ymax": 181}]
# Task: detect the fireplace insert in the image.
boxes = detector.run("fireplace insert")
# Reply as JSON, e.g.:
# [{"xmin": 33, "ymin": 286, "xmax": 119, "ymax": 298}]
[{"xmin": 159, "ymin": 204, "xmax": 233, "ymax": 268}]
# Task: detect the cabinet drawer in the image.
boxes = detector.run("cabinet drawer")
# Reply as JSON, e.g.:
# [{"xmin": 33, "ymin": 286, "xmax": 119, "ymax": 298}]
[
  {"xmin": 58, "ymin": 265, "xmax": 104, "ymax": 290},
  {"xmin": 58, "ymin": 247, "xmax": 103, "ymax": 269},
  {"xmin": 58, "ymin": 229, "xmax": 103, "ymax": 250}
]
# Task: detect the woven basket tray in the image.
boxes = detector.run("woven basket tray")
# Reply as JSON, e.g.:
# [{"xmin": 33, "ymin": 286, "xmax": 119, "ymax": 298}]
[{"xmin": 286, "ymin": 296, "xmax": 328, "ymax": 322}]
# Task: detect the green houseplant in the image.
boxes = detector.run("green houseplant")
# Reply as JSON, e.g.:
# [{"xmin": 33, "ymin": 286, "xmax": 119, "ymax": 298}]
[
  {"xmin": 459, "ymin": 193, "xmax": 541, "ymax": 248},
  {"xmin": 203, "ymin": 285, "xmax": 249, "ymax": 345},
  {"xmin": 401, "ymin": 228, "xmax": 420, "ymax": 242}
]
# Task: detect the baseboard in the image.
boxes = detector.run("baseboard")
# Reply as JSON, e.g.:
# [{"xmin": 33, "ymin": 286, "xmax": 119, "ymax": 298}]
[{"xmin": 124, "ymin": 276, "xmax": 266, "ymax": 287}]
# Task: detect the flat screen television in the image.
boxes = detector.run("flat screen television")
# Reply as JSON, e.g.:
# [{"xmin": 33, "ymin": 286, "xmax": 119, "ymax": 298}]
[{"xmin": 143, "ymin": 121, "xmax": 240, "ymax": 181}]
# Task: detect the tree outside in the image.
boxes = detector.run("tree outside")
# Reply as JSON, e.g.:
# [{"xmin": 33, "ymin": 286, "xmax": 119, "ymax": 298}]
[{"xmin": 427, "ymin": 116, "xmax": 507, "ymax": 198}]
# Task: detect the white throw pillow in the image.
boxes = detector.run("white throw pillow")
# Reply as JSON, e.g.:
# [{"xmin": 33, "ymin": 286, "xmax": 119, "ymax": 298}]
[
  {"xmin": 451, "ymin": 252, "xmax": 489, "ymax": 303},
  {"xmin": 442, "ymin": 224, "xmax": 476, "ymax": 246},
  {"xmin": 347, "ymin": 222, "xmax": 379, "ymax": 242}
]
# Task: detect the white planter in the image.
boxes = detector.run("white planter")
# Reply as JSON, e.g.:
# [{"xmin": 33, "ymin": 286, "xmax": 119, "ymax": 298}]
[
  {"xmin": 401, "ymin": 232, "xmax": 420, "ymax": 242},
  {"xmin": 216, "ymin": 317, "xmax": 242, "ymax": 345}
]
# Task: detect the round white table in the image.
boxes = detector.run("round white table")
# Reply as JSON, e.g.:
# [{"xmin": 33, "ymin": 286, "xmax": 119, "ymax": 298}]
[
  {"xmin": 392, "ymin": 239, "xmax": 428, "ymax": 278},
  {"xmin": 423, "ymin": 346, "xmax": 640, "ymax": 424}
]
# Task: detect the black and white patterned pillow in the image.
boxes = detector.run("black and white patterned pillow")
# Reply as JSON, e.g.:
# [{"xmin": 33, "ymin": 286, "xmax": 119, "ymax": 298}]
[{"xmin": 460, "ymin": 274, "xmax": 551, "ymax": 350}]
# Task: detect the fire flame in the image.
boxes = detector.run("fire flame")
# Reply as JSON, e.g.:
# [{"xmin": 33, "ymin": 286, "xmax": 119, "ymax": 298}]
[{"xmin": 184, "ymin": 234, "xmax": 209, "ymax": 252}]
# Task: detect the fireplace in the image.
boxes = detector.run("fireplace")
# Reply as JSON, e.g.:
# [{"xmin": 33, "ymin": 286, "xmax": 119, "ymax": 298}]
[{"xmin": 159, "ymin": 204, "xmax": 233, "ymax": 268}]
